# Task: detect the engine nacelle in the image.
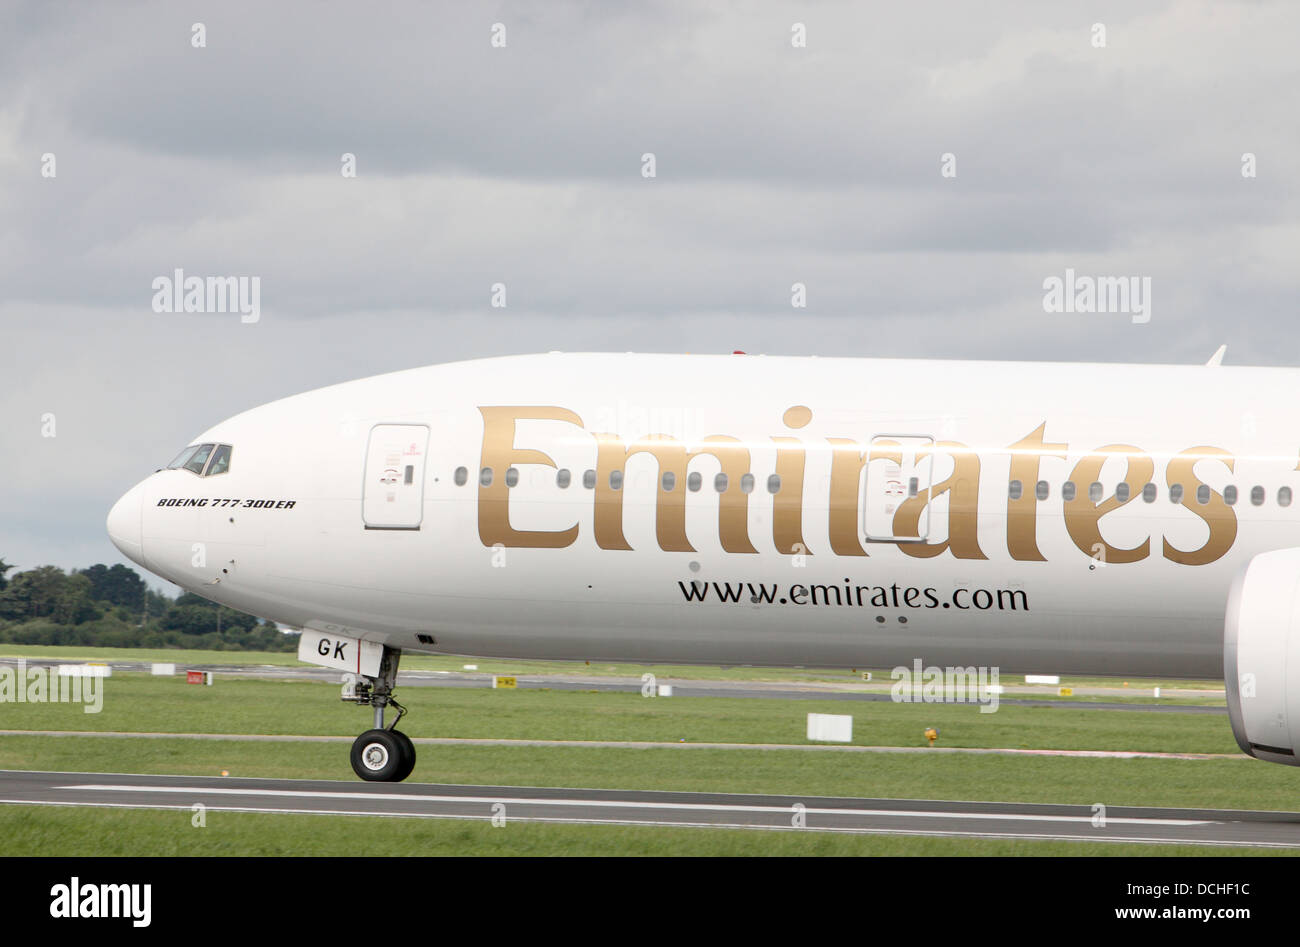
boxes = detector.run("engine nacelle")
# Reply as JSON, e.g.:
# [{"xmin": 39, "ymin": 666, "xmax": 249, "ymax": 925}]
[{"xmin": 1225, "ymin": 547, "xmax": 1300, "ymax": 765}]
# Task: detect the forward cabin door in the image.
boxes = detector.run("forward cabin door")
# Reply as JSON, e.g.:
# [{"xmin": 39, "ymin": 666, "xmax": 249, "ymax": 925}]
[
  {"xmin": 862, "ymin": 434, "xmax": 934, "ymax": 542},
  {"xmin": 362, "ymin": 424, "xmax": 429, "ymax": 530}
]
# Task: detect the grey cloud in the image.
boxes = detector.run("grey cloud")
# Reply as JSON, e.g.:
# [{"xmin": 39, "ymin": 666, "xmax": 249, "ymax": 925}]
[{"xmin": 0, "ymin": 0, "xmax": 1296, "ymax": 578}]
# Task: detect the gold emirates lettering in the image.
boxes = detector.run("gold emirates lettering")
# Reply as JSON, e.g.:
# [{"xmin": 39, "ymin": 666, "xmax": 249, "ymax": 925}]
[{"xmin": 477, "ymin": 407, "xmax": 1238, "ymax": 565}]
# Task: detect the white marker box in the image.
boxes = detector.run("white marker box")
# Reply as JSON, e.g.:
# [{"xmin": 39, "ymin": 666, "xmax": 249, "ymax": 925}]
[
  {"xmin": 57, "ymin": 665, "xmax": 111, "ymax": 678},
  {"xmin": 1025, "ymin": 674, "xmax": 1060, "ymax": 685},
  {"xmin": 806, "ymin": 713, "xmax": 852, "ymax": 743}
]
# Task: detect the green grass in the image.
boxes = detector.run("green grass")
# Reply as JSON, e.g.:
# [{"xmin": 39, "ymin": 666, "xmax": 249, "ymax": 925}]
[
  {"xmin": 0, "ymin": 803, "xmax": 1281, "ymax": 856},
  {"xmin": 0, "ymin": 655, "xmax": 1273, "ymax": 856},
  {"xmin": 0, "ymin": 643, "xmax": 1226, "ymax": 690},
  {"xmin": 0, "ymin": 673, "xmax": 1241, "ymax": 753},
  {"xmin": 1006, "ymin": 693, "xmax": 1224, "ymax": 705},
  {"xmin": 0, "ymin": 644, "xmax": 305, "ymax": 667},
  {"xmin": 0, "ymin": 665, "xmax": 1291, "ymax": 856}
]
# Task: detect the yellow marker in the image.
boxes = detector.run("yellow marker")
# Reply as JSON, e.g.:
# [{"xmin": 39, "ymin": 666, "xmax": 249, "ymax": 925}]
[
  {"xmin": 924, "ymin": 727, "xmax": 939, "ymax": 747},
  {"xmin": 220, "ymin": 770, "xmax": 229, "ymax": 776},
  {"xmin": 493, "ymin": 676, "xmax": 518, "ymax": 689},
  {"xmin": 1059, "ymin": 686, "xmax": 1073, "ymax": 697}
]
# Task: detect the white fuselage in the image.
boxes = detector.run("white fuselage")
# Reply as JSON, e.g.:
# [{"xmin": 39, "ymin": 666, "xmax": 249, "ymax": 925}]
[{"xmin": 107, "ymin": 352, "xmax": 1300, "ymax": 678}]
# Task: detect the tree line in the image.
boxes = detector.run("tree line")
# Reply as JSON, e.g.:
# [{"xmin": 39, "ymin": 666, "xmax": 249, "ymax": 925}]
[{"xmin": 0, "ymin": 558, "xmax": 294, "ymax": 651}]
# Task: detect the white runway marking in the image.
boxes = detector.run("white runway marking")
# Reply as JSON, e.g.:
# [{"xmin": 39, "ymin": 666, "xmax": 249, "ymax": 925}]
[
  {"xmin": 56, "ymin": 784, "xmax": 1211, "ymax": 826},
  {"xmin": 0, "ymin": 798, "xmax": 1274, "ymax": 847}
]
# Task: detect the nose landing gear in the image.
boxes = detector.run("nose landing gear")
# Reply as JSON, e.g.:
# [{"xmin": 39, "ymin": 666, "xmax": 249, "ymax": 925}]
[{"xmin": 343, "ymin": 646, "xmax": 416, "ymax": 781}]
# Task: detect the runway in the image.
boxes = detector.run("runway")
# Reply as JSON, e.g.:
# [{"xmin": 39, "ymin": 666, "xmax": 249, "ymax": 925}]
[
  {"xmin": 0, "ymin": 658, "xmax": 1226, "ymax": 714},
  {"xmin": 0, "ymin": 769, "xmax": 1293, "ymax": 848}
]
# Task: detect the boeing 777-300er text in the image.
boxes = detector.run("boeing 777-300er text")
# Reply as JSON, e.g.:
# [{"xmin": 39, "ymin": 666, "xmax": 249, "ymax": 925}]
[{"xmin": 106, "ymin": 352, "xmax": 1300, "ymax": 780}]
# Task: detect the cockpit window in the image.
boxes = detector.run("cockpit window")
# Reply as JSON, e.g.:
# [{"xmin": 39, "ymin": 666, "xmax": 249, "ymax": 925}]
[
  {"xmin": 168, "ymin": 445, "xmax": 200, "ymax": 469},
  {"xmin": 206, "ymin": 444, "xmax": 232, "ymax": 476},
  {"xmin": 166, "ymin": 443, "xmax": 233, "ymax": 476},
  {"xmin": 184, "ymin": 444, "xmax": 215, "ymax": 475}
]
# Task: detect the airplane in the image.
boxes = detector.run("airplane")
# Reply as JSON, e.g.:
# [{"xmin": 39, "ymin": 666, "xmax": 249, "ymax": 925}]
[{"xmin": 105, "ymin": 351, "xmax": 1300, "ymax": 781}]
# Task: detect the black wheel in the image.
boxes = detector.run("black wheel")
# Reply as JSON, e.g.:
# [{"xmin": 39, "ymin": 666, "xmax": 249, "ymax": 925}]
[
  {"xmin": 390, "ymin": 730, "xmax": 416, "ymax": 782},
  {"xmin": 350, "ymin": 729, "xmax": 406, "ymax": 781}
]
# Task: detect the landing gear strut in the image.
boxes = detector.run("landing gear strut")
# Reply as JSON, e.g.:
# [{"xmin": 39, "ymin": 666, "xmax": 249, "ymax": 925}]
[{"xmin": 343, "ymin": 646, "xmax": 416, "ymax": 781}]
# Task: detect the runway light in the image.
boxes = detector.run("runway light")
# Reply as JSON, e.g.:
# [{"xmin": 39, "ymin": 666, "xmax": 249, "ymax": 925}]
[
  {"xmin": 924, "ymin": 727, "xmax": 939, "ymax": 747},
  {"xmin": 220, "ymin": 770, "xmax": 229, "ymax": 776}
]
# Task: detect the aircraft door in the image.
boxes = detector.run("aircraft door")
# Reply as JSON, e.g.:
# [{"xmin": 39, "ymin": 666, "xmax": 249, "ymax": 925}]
[
  {"xmin": 363, "ymin": 424, "xmax": 429, "ymax": 530},
  {"xmin": 862, "ymin": 434, "xmax": 934, "ymax": 542}
]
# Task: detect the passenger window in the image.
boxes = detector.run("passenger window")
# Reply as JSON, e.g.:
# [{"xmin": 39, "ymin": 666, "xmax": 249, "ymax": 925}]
[
  {"xmin": 1169, "ymin": 483, "xmax": 1184, "ymax": 504},
  {"xmin": 1061, "ymin": 481, "xmax": 1076, "ymax": 502},
  {"xmin": 556, "ymin": 468, "xmax": 571, "ymax": 488},
  {"xmin": 1088, "ymin": 482, "xmax": 1103, "ymax": 503},
  {"xmin": 740, "ymin": 473, "xmax": 755, "ymax": 494},
  {"xmin": 1035, "ymin": 480, "xmax": 1049, "ymax": 501},
  {"xmin": 206, "ymin": 444, "xmax": 232, "ymax": 476},
  {"xmin": 1142, "ymin": 483, "xmax": 1157, "ymax": 503},
  {"xmin": 688, "ymin": 472, "xmax": 702, "ymax": 492},
  {"xmin": 714, "ymin": 473, "xmax": 729, "ymax": 493},
  {"xmin": 1224, "ymin": 485, "xmax": 1237, "ymax": 505},
  {"xmin": 454, "ymin": 466, "xmax": 468, "ymax": 486},
  {"xmin": 582, "ymin": 469, "xmax": 596, "ymax": 489},
  {"xmin": 767, "ymin": 474, "xmax": 781, "ymax": 494},
  {"xmin": 505, "ymin": 467, "xmax": 519, "ymax": 488},
  {"xmin": 662, "ymin": 471, "xmax": 676, "ymax": 492},
  {"xmin": 183, "ymin": 444, "xmax": 214, "ymax": 475},
  {"xmin": 1116, "ymin": 482, "xmax": 1130, "ymax": 503},
  {"xmin": 609, "ymin": 470, "xmax": 624, "ymax": 490},
  {"xmin": 1281, "ymin": 487, "xmax": 1293, "ymax": 508},
  {"xmin": 1008, "ymin": 480, "xmax": 1022, "ymax": 501},
  {"xmin": 1196, "ymin": 484, "xmax": 1210, "ymax": 505},
  {"xmin": 1251, "ymin": 485, "xmax": 1265, "ymax": 506},
  {"xmin": 479, "ymin": 467, "xmax": 493, "ymax": 487}
]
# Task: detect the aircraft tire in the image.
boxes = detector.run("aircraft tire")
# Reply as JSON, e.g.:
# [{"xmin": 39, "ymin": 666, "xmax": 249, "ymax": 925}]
[
  {"xmin": 350, "ymin": 728, "xmax": 407, "ymax": 781},
  {"xmin": 390, "ymin": 730, "xmax": 417, "ymax": 782}
]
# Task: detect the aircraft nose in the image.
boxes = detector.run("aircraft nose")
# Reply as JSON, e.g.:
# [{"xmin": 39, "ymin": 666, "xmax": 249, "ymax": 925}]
[{"xmin": 106, "ymin": 484, "xmax": 145, "ymax": 564}]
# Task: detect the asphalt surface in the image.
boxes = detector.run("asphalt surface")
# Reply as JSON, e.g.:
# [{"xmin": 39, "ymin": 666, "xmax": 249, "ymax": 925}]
[
  {"xmin": 0, "ymin": 769, "xmax": 1291, "ymax": 848},
  {"xmin": 0, "ymin": 658, "xmax": 1227, "ymax": 714}
]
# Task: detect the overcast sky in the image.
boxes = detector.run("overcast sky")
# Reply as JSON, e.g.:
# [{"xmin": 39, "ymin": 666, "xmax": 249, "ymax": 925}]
[{"xmin": 1, "ymin": 0, "xmax": 1297, "ymax": 586}]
